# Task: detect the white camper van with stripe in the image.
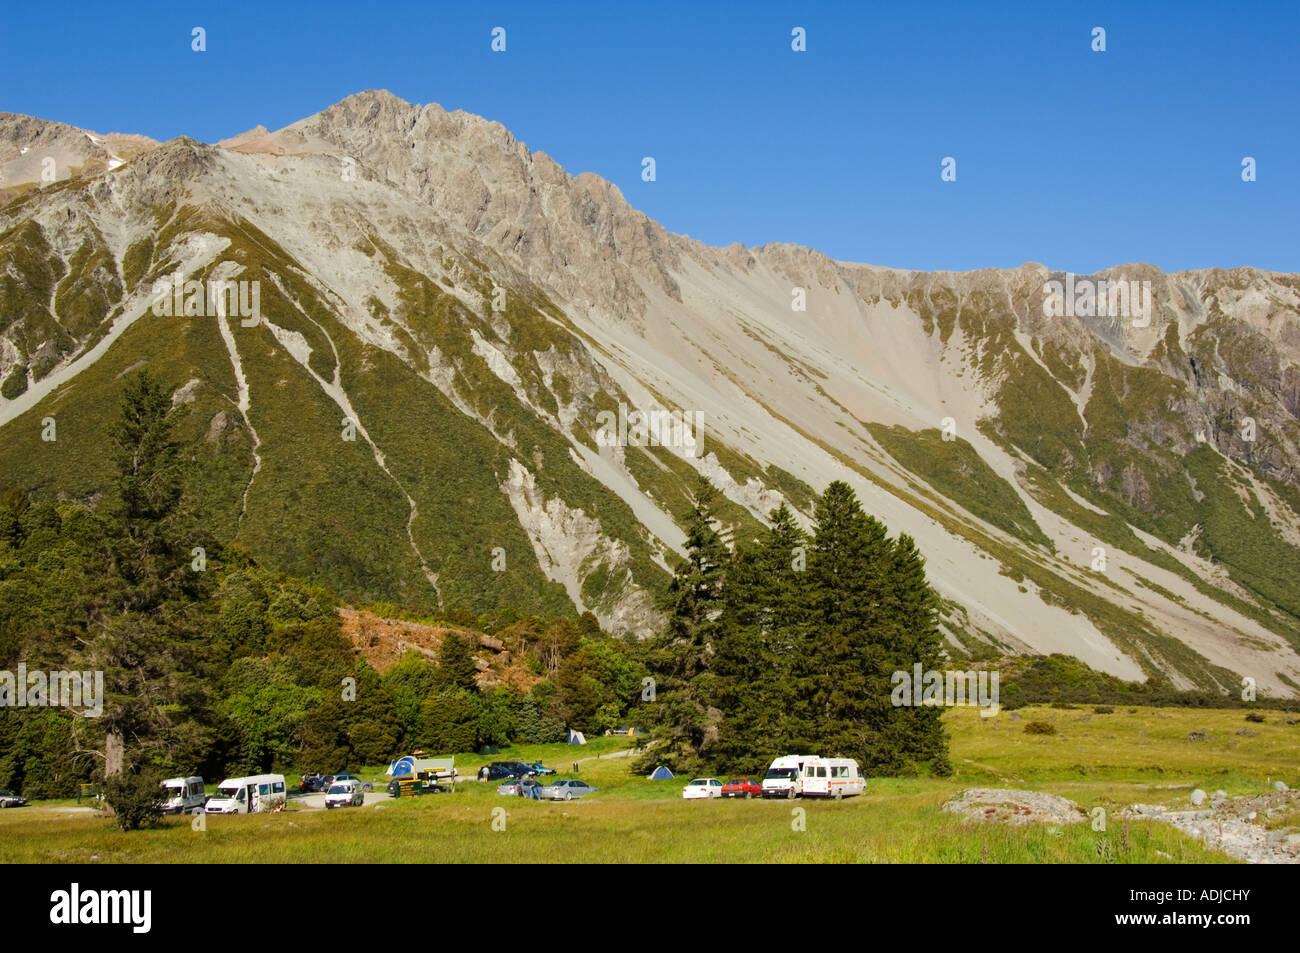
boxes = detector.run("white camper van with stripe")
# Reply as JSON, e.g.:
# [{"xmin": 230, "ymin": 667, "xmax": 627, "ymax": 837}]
[{"xmin": 799, "ymin": 757, "xmax": 865, "ymax": 798}]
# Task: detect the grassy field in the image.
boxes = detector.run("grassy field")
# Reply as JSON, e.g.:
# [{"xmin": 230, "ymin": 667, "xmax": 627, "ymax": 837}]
[{"xmin": 2, "ymin": 706, "xmax": 1296, "ymax": 863}]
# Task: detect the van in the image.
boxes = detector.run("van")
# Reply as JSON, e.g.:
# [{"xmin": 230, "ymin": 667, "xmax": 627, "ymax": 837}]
[
  {"xmin": 761, "ymin": 755, "xmax": 819, "ymax": 799},
  {"xmin": 799, "ymin": 757, "xmax": 865, "ymax": 799},
  {"xmin": 324, "ymin": 778, "xmax": 365, "ymax": 809},
  {"xmin": 160, "ymin": 776, "xmax": 206, "ymax": 814},
  {"xmin": 205, "ymin": 774, "xmax": 287, "ymax": 814}
]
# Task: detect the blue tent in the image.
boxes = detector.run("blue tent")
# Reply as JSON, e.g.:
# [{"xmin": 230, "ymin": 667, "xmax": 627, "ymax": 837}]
[
  {"xmin": 566, "ymin": 729, "xmax": 587, "ymax": 745},
  {"xmin": 648, "ymin": 766, "xmax": 674, "ymax": 780}
]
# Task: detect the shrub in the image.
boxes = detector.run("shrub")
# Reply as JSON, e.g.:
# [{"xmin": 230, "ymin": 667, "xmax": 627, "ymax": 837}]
[
  {"xmin": 103, "ymin": 769, "xmax": 164, "ymax": 831},
  {"xmin": 1024, "ymin": 721, "xmax": 1057, "ymax": 735},
  {"xmin": 1093, "ymin": 705, "xmax": 1114, "ymax": 714}
]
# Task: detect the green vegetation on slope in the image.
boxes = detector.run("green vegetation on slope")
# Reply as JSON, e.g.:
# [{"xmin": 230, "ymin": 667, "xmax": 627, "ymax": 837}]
[{"xmin": 866, "ymin": 423, "xmax": 1050, "ymax": 547}]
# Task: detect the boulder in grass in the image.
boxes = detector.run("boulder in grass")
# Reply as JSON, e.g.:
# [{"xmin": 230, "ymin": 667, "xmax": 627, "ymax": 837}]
[{"xmin": 941, "ymin": 788, "xmax": 1086, "ymax": 826}]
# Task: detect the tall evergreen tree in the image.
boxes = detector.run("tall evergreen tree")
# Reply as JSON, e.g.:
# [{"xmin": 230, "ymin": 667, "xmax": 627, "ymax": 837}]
[
  {"xmin": 635, "ymin": 474, "xmax": 729, "ymax": 773},
  {"xmin": 877, "ymin": 532, "xmax": 950, "ymax": 774},
  {"xmin": 434, "ymin": 631, "xmax": 479, "ymax": 693},
  {"xmin": 90, "ymin": 371, "xmax": 214, "ymax": 779},
  {"xmin": 802, "ymin": 482, "xmax": 888, "ymax": 762},
  {"xmin": 713, "ymin": 503, "xmax": 812, "ymax": 771}
]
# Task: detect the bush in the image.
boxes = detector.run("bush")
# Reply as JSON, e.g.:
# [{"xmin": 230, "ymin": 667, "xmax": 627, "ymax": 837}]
[
  {"xmin": 103, "ymin": 769, "xmax": 164, "ymax": 831},
  {"xmin": 0, "ymin": 367, "xmax": 28, "ymax": 400},
  {"xmin": 1093, "ymin": 705, "xmax": 1114, "ymax": 714},
  {"xmin": 1024, "ymin": 721, "xmax": 1057, "ymax": 735}
]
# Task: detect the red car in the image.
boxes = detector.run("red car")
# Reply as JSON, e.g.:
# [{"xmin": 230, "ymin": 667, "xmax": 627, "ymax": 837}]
[{"xmin": 721, "ymin": 777, "xmax": 763, "ymax": 799}]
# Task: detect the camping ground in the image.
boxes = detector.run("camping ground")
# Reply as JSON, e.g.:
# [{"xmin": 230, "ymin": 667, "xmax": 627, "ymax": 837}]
[{"xmin": 2, "ymin": 705, "xmax": 1297, "ymax": 863}]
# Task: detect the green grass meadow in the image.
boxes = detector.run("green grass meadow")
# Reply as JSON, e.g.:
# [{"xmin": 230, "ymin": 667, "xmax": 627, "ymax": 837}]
[{"xmin": 3, "ymin": 706, "xmax": 1295, "ymax": 863}]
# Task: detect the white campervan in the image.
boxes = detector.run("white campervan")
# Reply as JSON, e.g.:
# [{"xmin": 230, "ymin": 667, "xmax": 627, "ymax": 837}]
[
  {"xmin": 799, "ymin": 757, "xmax": 865, "ymax": 799},
  {"xmin": 160, "ymin": 776, "xmax": 206, "ymax": 814},
  {"xmin": 761, "ymin": 755, "xmax": 818, "ymax": 799},
  {"xmin": 205, "ymin": 774, "xmax": 287, "ymax": 814}
]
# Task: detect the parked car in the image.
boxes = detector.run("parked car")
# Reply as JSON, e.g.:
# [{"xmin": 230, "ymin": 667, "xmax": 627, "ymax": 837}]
[
  {"xmin": 721, "ymin": 777, "xmax": 763, "ymax": 799},
  {"xmin": 331, "ymin": 772, "xmax": 372, "ymax": 792},
  {"xmin": 478, "ymin": 761, "xmax": 535, "ymax": 782},
  {"xmin": 526, "ymin": 762, "xmax": 557, "ymax": 776},
  {"xmin": 539, "ymin": 778, "xmax": 597, "ymax": 801},
  {"xmin": 682, "ymin": 778, "xmax": 724, "ymax": 799},
  {"xmin": 0, "ymin": 789, "xmax": 28, "ymax": 808},
  {"xmin": 386, "ymin": 776, "xmax": 444, "ymax": 797},
  {"xmin": 298, "ymin": 773, "xmax": 326, "ymax": 793},
  {"xmin": 498, "ymin": 777, "xmax": 544, "ymax": 799},
  {"xmin": 325, "ymin": 780, "xmax": 365, "ymax": 809}
]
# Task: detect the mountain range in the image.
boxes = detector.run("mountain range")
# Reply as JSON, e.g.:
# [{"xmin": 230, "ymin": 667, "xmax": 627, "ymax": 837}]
[{"xmin": 2, "ymin": 89, "xmax": 1299, "ymax": 696}]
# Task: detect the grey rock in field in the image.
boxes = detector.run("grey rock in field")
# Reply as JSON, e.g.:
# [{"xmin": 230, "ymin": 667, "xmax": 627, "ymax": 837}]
[
  {"xmin": 941, "ymin": 788, "xmax": 1086, "ymax": 826},
  {"xmin": 1276, "ymin": 781, "xmax": 1290, "ymax": 792},
  {"xmin": 1121, "ymin": 789, "xmax": 1300, "ymax": 864},
  {"xmin": 1190, "ymin": 789, "xmax": 1208, "ymax": 806},
  {"xmin": 1187, "ymin": 729, "xmax": 1209, "ymax": 741},
  {"xmin": 1128, "ymin": 803, "xmax": 1167, "ymax": 815}
]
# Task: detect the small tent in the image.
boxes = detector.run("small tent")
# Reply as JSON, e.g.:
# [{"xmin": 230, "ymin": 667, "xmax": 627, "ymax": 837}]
[
  {"xmin": 648, "ymin": 765, "xmax": 674, "ymax": 780},
  {"xmin": 566, "ymin": 729, "xmax": 587, "ymax": 745}
]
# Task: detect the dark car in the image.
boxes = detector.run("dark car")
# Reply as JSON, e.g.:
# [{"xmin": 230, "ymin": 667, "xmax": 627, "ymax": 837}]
[
  {"xmin": 0, "ymin": 789, "xmax": 27, "ymax": 808},
  {"xmin": 477, "ymin": 761, "xmax": 535, "ymax": 782},
  {"xmin": 298, "ymin": 774, "xmax": 326, "ymax": 793},
  {"xmin": 386, "ymin": 775, "xmax": 446, "ymax": 798}
]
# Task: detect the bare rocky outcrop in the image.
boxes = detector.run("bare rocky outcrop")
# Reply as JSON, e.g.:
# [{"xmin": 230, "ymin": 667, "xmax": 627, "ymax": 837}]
[
  {"xmin": 1122, "ymin": 789, "xmax": 1300, "ymax": 864},
  {"xmin": 942, "ymin": 788, "xmax": 1087, "ymax": 825}
]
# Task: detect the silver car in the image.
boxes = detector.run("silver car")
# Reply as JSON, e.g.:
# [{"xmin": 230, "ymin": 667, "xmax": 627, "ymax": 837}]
[{"xmin": 539, "ymin": 778, "xmax": 597, "ymax": 801}]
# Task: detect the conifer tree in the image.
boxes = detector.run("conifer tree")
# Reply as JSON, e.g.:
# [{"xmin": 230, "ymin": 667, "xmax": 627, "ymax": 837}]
[
  {"xmin": 635, "ymin": 474, "xmax": 729, "ymax": 773},
  {"xmin": 713, "ymin": 503, "xmax": 811, "ymax": 770},
  {"xmin": 91, "ymin": 371, "xmax": 214, "ymax": 778},
  {"xmin": 877, "ymin": 532, "xmax": 950, "ymax": 773},
  {"xmin": 435, "ymin": 631, "xmax": 480, "ymax": 693}
]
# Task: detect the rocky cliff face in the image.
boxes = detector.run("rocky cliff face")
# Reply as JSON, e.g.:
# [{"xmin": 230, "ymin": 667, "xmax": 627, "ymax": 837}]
[{"xmin": 2, "ymin": 90, "xmax": 1298, "ymax": 695}]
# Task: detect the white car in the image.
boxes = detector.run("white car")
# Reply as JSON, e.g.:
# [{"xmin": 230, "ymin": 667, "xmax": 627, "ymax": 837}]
[
  {"xmin": 324, "ymin": 780, "xmax": 364, "ymax": 809},
  {"xmin": 682, "ymin": 778, "xmax": 724, "ymax": 799}
]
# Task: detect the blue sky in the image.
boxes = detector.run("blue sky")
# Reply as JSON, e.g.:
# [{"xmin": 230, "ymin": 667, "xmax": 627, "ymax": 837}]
[{"xmin": 3, "ymin": 0, "xmax": 1296, "ymax": 273}]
